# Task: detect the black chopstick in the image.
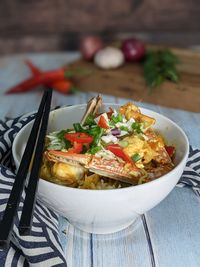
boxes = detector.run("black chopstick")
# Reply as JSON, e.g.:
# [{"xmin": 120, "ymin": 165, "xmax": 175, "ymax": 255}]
[
  {"xmin": 0, "ymin": 89, "xmax": 51, "ymax": 248},
  {"xmin": 19, "ymin": 88, "xmax": 52, "ymax": 235}
]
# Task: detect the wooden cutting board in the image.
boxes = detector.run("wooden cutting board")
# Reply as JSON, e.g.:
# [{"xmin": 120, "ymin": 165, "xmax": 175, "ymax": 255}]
[{"xmin": 66, "ymin": 45, "xmax": 200, "ymax": 113}]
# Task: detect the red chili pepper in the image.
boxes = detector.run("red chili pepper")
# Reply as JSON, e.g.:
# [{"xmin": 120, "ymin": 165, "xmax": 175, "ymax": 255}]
[
  {"xmin": 68, "ymin": 142, "xmax": 83, "ymax": 153},
  {"xmin": 106, "ymin": 144, "xmax": 134, "ymax": 164},
  {"xmin": 5, "ymin": 69, "xmax": 67, "ymax": 94},
  {"xmin": 65, "ymin": 132, "xmax": 93, "ymax": 144},
  {"xmin": 25, "ymin": 60, "xmax": 41, "ymax": 76},
  {"xmin": 25, "ymin": 60, "xmax": 73, "ymax": 94},
  {"xmin": 98, "ymin": 115, "xmax": 109, "ymax": 129},
  {"xmin": 51, "ymin": 80, "xmax": 74, "ymax": 94},
  {"xmin": 165, "ymin": 145, "xmax": 175, "ymax": 158}
]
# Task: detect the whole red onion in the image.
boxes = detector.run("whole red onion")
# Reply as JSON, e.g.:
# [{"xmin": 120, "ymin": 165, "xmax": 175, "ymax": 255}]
[
  {"xmin": 80, "ymin": 36, "xmax": 104, "ymax": 61},
  {"xmin": 121, "ymin": 38, "xmax": 145, "ymax": 62}
]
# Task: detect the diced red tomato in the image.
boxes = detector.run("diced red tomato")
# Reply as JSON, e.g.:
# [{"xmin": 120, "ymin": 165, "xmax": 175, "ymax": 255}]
[
  {"xmin": 65, "ymin": 132, "xmax": 93, "ymax": 144},
  {"xmin": 106, "ymin": 144, "xmax": 134, "ymax": 165},
  {"xmin": 165, "ymin": 145, "xmax": 175, "ymax": 158},
  {"xmin": 98, "ymin": 115, "xmax": 109, "ymax": 129},
  {"xmin": 68, "ymin": 142, "xmax": 83, "ymax": 153}
]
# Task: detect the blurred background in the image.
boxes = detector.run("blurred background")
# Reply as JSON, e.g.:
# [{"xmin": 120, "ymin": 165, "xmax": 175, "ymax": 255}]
[{"xmin": 0, "ymin": 0, "xmax": 200, "ymax": 55}]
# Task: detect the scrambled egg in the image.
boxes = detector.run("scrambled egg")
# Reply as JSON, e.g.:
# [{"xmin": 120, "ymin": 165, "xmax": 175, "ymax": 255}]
[{"xmin": 123, "ymin": 135, "xmax": 157, "ymax": 166}]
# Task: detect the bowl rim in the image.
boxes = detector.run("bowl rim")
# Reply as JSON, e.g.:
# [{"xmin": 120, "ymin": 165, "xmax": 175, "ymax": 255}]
[{"xmin": 12, "ymin": 103, "xmax": 190, "ymax": 193}]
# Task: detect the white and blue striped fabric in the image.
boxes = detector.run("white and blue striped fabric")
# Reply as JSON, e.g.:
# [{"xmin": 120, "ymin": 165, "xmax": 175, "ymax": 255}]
[
  {"xmin": 0, "ymin": 113, "xmax": 199, "ymax": 267},
  {"xmin": 177, "ymin": 147, "xmax": 200, "ymax": 196},
  {"xmin": 0, "ymin": 114, "xmax": 67, "ymax": 267}
]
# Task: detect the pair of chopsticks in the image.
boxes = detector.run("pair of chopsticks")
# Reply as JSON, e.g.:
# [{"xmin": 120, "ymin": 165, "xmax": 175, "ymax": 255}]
[{"xmin": 0, "ymin": 88, "xmax": 52, "ymax": 248}]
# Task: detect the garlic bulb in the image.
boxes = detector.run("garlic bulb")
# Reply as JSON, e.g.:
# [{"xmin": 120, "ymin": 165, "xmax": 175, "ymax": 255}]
[{"xmin": 94, "ymin": 47, "xmax": 124, "ymax": 69}]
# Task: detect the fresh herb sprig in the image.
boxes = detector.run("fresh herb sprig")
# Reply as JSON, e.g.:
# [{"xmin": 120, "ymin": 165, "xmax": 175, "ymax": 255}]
[{"xmin": 144, "ymin": 50, "xmax": 179, "ymax": 89}]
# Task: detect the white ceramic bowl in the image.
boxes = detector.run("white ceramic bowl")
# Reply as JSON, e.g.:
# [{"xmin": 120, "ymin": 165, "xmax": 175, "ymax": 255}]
[{"xmin": 12, "ymin": 104, "xmax": 189, "ymax": 234}]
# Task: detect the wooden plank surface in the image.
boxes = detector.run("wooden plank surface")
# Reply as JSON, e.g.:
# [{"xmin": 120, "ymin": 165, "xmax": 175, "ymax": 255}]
[
  {"xmin": 0, "ymin": 53, "xmax": 200, "ymax": 267},
  {"xmin": 59, "ymin": 187, "xmax": 200, "ymax": 267},
  {"xmin": 147, "ymin": 187, "xmax": 200, "ymax": 267},
  {"xmin": 67, "ymin": 45, "xmax": 200, "ymax": 113}
]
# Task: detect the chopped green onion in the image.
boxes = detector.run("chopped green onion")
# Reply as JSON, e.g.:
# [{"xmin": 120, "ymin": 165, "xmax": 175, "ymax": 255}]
[
  {"xmin": 56, "ymin": 129, "xmax": 71, "ymax": 139},
  {"xmin": 73, "ymin": 123, "xmax": 86, "ymax": 132},
  {"xmin": 131, "ymin": 122, "xmax": 143, "ymax": 134},
  {"xmin": 91, "ymin": 127, "xmax": 104, "ymax": 146},
  {"xmin": 87, "ymin": 126, "xmax": 100, "ymax": 135},
  {"xmin": 118, "ymin": 140, "xmax": 129, "ymax": 148},
  {"xmin": 47, "ymin": 144, "xmax": 63, "ymax": 150},
  {"xmin": 87, "ymin": 146, "xmax": 102, "ymax": 154},
  {"xmin": 109, "ymin": 120, "xmax": 116, "ymax": 127},
  {"xmin": 84, "ymin": 114, "xmax": 96, "ymax": 126},
  {"xmin": 120, "ymin": 126, "xmax": 129, "ymax": 131},
  {"xmin": 111, "ymin": 114, "xmax": 123, "ymax": 123},
  {"xmin": 131, "ymin": 153, "xmax": 141, "ymax": 162}
]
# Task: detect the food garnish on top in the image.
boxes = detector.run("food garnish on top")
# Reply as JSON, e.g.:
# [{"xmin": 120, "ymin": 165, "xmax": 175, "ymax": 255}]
[{"xmin": 40, "ymin": 95, "xmax": 175, "ymax": 189}]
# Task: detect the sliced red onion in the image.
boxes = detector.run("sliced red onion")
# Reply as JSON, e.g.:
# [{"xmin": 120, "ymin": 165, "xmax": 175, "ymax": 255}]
[{"xmin": 111, "ymin": 129, "xmax": 121, "ymax": 136}]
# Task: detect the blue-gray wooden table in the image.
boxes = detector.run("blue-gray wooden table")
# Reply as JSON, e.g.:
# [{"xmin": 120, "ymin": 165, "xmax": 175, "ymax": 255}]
[{"xmin": 0, "ymin": 53, "xmax": 200, "ymax": 267}]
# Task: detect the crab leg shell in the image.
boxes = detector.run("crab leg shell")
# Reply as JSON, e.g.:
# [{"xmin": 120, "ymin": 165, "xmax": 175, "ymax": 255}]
[
  {"xmin": 45, "ymin": 150, "xmax": 146, "ymax": 185},
  {"xmin": 88, "ymin": 156, "xmax": 146, "ymax": 185},
  {"xmin": 45, "ymin": 150, "xmax": 91, "ymax": 166}
]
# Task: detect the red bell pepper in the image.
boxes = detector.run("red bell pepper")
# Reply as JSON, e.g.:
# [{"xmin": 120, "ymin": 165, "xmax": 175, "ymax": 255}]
[
  {"xmin": 106, "ymin": 144, "xmax": 133, "ymax": 164},
  {"xmin": 98, "ymin": 115, "xmax": 109, "ymax": 129},
  {"xmin": 68, "ymin": 142, "xmax": 83, "ymax": 153},
  {"xmin": 65, "ymin": 132, "xmax": 93, "ymax": 144},
  {"xmin": 165, "ymin": 145, "xmax": 175, "ymax": 158}
]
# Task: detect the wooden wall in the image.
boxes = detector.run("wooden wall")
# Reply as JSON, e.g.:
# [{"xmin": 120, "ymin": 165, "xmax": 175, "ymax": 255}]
[{"xmin": 0, "ymin": 0, "xmax": 200, "ymax": 54}]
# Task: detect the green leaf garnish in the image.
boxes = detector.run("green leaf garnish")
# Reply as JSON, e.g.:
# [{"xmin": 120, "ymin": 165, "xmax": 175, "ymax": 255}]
[{"xmin": 143, "ymin": 49, "xmax": 179, "ymax": 89}]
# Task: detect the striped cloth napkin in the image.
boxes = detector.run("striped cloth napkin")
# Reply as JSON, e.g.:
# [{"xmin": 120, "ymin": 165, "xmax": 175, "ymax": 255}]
[{"xmin": 0, "ymin": 113, "xmax": 199, "ymax": 267}]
